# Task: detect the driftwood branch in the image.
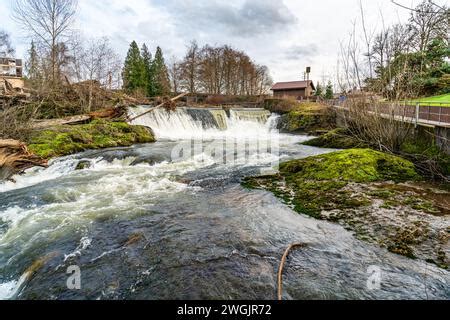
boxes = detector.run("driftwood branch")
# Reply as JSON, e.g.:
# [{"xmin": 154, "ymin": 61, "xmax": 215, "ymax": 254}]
[{"xmin": 277, "ymin": 243, "xmax": 308, "ymax": 300}]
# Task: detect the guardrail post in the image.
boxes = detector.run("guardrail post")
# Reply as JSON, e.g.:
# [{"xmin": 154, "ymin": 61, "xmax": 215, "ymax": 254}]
[{"xmin": 415, "ymin": 103, "xmax": 419, "ymax": 128}]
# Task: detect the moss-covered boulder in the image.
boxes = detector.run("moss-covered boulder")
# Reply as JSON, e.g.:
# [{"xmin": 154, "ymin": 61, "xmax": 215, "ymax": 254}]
[
  {"xmin": 302, "ymin": 128, "xmax": 367, "ymax": 149},
  {"xmin": 243, "ymin": 149, "xmax": 420, "ymax": 216},
  {"xmin": 28, "ymin": 120, "xmax": 155, "ymax": 159},
  {"xmin": 281, "ymin": 149, "xmax": 419, "ymax": 183},
  {"xmin": 277, "ymin": 103, "xmax": 334, "ymax": 133}
]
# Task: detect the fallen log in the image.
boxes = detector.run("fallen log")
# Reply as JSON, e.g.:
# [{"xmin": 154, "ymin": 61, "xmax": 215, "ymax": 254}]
[
  {"xmin": 0, "ymin": 139, "xmax": 47, "ymax": 181},
  {"xmin": 89, "ymin": 104, "xmax": 128, "ymax": 120},
  {"xmin": 128, "ymin": 93, "xmax": 188, "ymax": 122},
  {"xmin": 31, "ymin": 115, "xmax": 93, "ymax": 129}
]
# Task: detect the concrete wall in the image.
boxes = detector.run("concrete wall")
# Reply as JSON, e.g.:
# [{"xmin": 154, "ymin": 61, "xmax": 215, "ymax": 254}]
[{"xmin": 435, "ymin": 126, "xmax": 450, "ymax": 154}]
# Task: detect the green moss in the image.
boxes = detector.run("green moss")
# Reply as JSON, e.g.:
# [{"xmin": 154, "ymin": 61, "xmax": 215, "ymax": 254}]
[
  {"xmin": 400, "ymin": 131, "xmax": 450, "ymax": 176},
  {"xmin": 281, "ymin": 112, "xmax": 327, "ymax": 133},
  {"xmin": 368, "ymin": 189, "xmax": 397, "ymax": 199},
  {"xmin": 280, "ymin": 149, "xmax": 419, "ymax": 183},
  {"xmin": 243, "ymin": 150, "xmax": 448, "ymax": 267},
  {"xmin": 388, "ymin": 244, "xmax": 416, "ymax": 259},
  {"xmin": 28, "ymin": 120, "xmax": 155, "ymax": 159},
  {"xmin": 405, "ymin": 144, "xmax": 450, "ymax": 176},
  {"xmin": 277, "ymin": 103, "xmax": 333, "ymax": 133},
  {"xmin": 403, "ymin": 197, "xmax": 441, "ymax": 214},
  {"xmin": 380, "ymin": 201, "xmax": 396, "ymax": 209},
  {"xmin": 244, "ymin": 149, "xmax": 419, "ymax": 217},
  {"xmin": 303, "ymin": 128, "xmax": 368, "ymax": 149}
]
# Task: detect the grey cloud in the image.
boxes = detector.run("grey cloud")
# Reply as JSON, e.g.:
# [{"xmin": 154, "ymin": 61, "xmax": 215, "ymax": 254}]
[
  {"xmin": 152, "ymin": 0, "xmax": 297, "ymax": 38},
  {"xmin": 284, "ymin": 44, "xmax": 318, "ymax": 60}
]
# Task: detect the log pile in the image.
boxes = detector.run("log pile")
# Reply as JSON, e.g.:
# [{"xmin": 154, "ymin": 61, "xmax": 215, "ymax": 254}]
[
  {"xmin": 89, "ymin": 104, "xmax": 128, "ymax": 120},
  {"xmin": 0, "ymin": 78, "xmax": 30, "ymax": 110},
  {"xmin": 0, "ymin": 139, "xmax": 47, "ymax": 181}
]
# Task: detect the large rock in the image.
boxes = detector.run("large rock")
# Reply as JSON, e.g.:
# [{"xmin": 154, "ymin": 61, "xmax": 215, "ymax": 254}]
[
  {"xmin": 243, "ymin": 149, "xmax": 420, "ymax": 216},
  {"xmin": 276, "ymin": 103, "xmax": 334, "ymax": 133},
  {"xmin": 302, "ymin": 128, "xmax": 368, "ymax": 149},
  {"xmin": 28, "ymin": 120, "xmax": 156, "ymax": 159}
]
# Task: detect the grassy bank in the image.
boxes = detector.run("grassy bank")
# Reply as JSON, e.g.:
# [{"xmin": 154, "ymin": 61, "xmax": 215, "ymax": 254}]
[
  {"xmin": 27, "ymin": 120, "xmax": 155, "ymax": 159},
  {"xmin": 243, "ymin": 149, "xmax": 448, "ymax": 268},
  {"xmin": 405, "ymin": 94, "xmax": 450, "ymax": 107}
]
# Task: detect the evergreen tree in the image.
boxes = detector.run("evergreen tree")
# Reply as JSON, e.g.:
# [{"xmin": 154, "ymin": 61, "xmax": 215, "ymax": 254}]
[
  {"xmin": 141, "ymin": 43, "xmax": 153, "ymax": 96},
  {"xmin": 26, "ymin": 41, "xmax": 40, "ymax": 82},
  {"xmin": 314, "ymin": 82, "xmax": 323, "ymax": 97},
  {"xmin": 325, "ymin": 81, "xmax": 334, "ymax": 99},
  {"xmin": 123, "ymin": 41, "xmax": 145, "ymax": 93},
  {"xmin": 151, "ymin": 46, "xmax": 171, "ymax": 96}
]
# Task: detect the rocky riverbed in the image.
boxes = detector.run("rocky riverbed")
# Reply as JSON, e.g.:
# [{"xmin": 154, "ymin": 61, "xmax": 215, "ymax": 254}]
[{"xmin": 243, "ymin": 149, "xmax": 449, "ymax": 269}]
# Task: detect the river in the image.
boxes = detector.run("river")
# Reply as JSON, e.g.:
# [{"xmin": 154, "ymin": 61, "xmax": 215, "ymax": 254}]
[{"xmin": 0, "ymin": 107, "xmax": 448, "ymax": 300}]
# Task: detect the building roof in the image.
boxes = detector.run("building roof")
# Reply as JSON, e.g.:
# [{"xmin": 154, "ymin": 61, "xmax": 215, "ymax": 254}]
[{"xmin": 271, "ymin": 80, "xmax": 315, "ymax": 91}]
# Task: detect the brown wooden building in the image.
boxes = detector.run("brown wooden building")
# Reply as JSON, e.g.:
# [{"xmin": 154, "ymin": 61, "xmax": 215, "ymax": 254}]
[{"xmin": 271, "ymin": 80, "xmax": 315, "ymax": 99}]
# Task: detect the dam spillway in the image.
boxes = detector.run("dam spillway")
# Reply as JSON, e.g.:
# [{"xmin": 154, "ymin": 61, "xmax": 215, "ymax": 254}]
[{"xmin": 129, "ymin": 106, "xmax": 274, "ymax": 140}]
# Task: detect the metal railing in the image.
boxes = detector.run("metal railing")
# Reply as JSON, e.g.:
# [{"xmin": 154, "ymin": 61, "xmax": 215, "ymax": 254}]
[
  {"xmin": 363, "ymin": 102, "xmax": 450, "ymax": 126},
  {"xmin": 402, "ymin": 102, "xmax": 450, "ymax": 126},
  {"xmin": 335, "ymin": 102, "xmax": 450, "ymax": 127}
]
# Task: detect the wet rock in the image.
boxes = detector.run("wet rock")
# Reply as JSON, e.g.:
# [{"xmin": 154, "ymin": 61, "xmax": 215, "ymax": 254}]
[
  {"xmin": 123, "ymin": 233, "xmax": 145, "ymax": 247},
  {"xmin": 75, "ymin": 160, "xmax": 91, "ymax": 170},
  {"xmin": 302, "ymin": 128, "xmax": 368, "ymax": 149},
  {"xmin": 130, "ymin": 155, "xmax": 167, "ymax": 166}
]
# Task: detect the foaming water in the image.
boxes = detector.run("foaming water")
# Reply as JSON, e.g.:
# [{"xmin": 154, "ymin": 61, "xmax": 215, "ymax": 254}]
[
  {"xmin": 0, "ymin": 110, "xmax": 448, "ymax": 300},
  {"xmin": 0, "ymin": 157, "xmax": 77, "ymax": 193},
  {"xmin": 129, "ymin": 106, "xmax": 283, "ymax": 140}
]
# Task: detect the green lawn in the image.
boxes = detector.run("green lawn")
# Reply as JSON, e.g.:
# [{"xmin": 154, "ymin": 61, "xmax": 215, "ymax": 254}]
[{"xmin": 407, "ymin": 94, "xmax": 450, "ymax": 107}]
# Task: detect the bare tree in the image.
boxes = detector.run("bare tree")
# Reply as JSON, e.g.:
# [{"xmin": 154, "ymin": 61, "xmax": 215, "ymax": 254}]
[
  {"xmin": 0, "ymin": 30, "xmax": 15, "ymax": 57},
  {"xmin": 12, "ymin": 0, "xmax": 78, "ymax": 84},
  {"xmin": 75, "ymin": 37, "xmax": 121, "ymax": 111},
  {"xmin": 168, "ymin": 56, "xmax": 181, "ymax": 94},
  {"xmin": 409, "ymin": 0, "xmax": 447, "ymax": 52},
  {"xmin": 181, "ymin": 44, "xmax": 272, "ymax": 95},
  {"xmin": 180, "ymin": 40, "xmax": 200, "ymax": 93},
  {"xmin": 407, "ymin": 0, "xmax": 448, "ymax": 71},
  {"xmin": 340, "ymin": 97, "xmax": 414, "ymax": 153},
  {"xmin": 359, "ymin": 0, "xmax": 374, "ymax": 79},
  {"xmin": 339, "ymin": 21, "xmax": 364, "ymax": 92}
]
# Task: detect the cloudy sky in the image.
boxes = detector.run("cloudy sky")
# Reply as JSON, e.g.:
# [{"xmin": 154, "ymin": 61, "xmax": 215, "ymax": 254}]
[{"xmin": 1, "ymin": 0, "xmax": 446, "ymax": 83}]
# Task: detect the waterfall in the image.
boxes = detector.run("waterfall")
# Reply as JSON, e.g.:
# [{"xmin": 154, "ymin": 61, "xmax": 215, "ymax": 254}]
[
  {"xmin": 129, "ymin": 106, "xmax": 279, "ymax": 140},
  {"xmin": 229, "ymin": 109, "xmax": 271, "ymax": 124}
]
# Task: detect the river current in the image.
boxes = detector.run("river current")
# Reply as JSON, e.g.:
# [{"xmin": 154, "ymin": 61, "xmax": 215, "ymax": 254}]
[{"xmin": 0, "ymin": 107, "xmax": 448, "ymax": 299}]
